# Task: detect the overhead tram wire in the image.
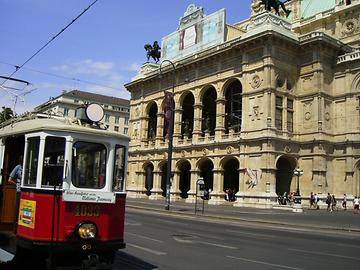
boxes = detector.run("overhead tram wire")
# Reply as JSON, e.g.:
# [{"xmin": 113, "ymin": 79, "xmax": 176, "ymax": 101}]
[
  {"xmin": 0, "ymin": 60, "xmax": 122, "ymax": 92},
  {"xmin": 0, "ymin": 0, "xmax": 100, "ymax": 87}
]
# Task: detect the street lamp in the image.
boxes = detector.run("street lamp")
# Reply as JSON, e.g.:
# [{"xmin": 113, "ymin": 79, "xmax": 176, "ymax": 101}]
[
  {"xmin": 293, "ymin": 168, "xmax": 303, "ymax": 204},
  {"xmin": 159, "ymin": 59, "xmax": 176, "ymax": 211}
]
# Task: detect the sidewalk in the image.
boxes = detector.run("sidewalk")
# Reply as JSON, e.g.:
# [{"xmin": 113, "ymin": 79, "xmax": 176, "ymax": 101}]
[{"xmin": 126, "ymin": 197, "xmax": 360, "ymax": 234}]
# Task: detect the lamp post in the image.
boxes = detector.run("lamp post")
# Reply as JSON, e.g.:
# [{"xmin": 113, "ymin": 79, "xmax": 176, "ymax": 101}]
[
  {"xmin": 293, "ymin": 168, "xmax": 303, "ymax": 204},
  {"xmin": 160, "ymin": 59, "xmax": 176, "ymax": 211}
]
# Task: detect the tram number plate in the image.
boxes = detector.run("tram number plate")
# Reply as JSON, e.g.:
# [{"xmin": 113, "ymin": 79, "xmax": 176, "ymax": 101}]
[{"xmin": 74, "ymin": 204, "xmax": 100, "ymax": 217}]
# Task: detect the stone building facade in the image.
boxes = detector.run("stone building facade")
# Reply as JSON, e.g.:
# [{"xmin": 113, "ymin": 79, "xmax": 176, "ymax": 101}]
[{"xmin": 125, "ymin": 0, "xmax": 360, "ymax": 207}]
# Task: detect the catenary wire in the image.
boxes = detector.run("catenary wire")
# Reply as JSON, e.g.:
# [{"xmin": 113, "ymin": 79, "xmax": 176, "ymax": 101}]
[
  {"xmin": 0, "ymin": 60, "xmax": 122, "ymax": 91},
  {"xmin": 0, "ymin": 0, "xmax": 99, "ymax": 87}
]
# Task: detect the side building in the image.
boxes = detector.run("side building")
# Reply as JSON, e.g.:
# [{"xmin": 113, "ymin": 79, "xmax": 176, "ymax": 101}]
[
  {"xmin": 33, "ymin": 89, "xmax": 130, "ymax": 135},
  {"xmin": 125, "ymin": 1, "xmax": 360, "ymax": 207}
]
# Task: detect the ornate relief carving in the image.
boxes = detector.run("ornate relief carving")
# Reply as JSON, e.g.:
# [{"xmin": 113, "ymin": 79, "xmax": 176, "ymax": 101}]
[
  {"xmin": 226, "ymin": 146, "xmax": 233, "ymax": 154},
  {"xmin": 341, "ymin": 18, "xmax": 359, "ymax": 36},
  {"xmin": 250, "ymin": 74, "xmax": 262, "ymax": 89},
  {"xmin": 303, "ymin": 101, "xmax": 312, "ymax": 121},
  {"xmin": 284, "ymin": 145, "xmax": 291, "ymax": 153},
  {"xmin": 202, "ymin": 148, "xmax": 208, "ymax": 156}
]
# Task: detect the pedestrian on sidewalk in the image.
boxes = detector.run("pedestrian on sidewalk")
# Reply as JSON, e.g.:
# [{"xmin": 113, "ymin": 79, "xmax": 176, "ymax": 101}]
[
  {"xmin": 353, "ymin": 196, "xmax": 359, "ymax": 214},
  {"xmin": 314, "ymin": 193, "xmax": 319, "ymax": 210},
  {"xmin": 342, "ymin": 194, "xmax": 347, "ymax": 211},
  {"xmin": 309, "ymin": 192, "xmax": 314, "ymax": 209},
  {"xmin": 331, "ymin": 195, "xmax": 337, "ymax": 211},
  {"xmin": 326, "ymin": 193, "xmax": 332, "ymax": 212}
]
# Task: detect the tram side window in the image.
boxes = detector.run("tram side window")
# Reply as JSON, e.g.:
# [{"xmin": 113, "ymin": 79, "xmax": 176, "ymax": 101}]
[
  {"xmin": 42, "ymin": 136, "xmax": 66, "ymax": 186},
  {"xmin": 113, "ymin": 145, "xmax": 126, "ymax": 192},
  {"xmin": 24, "ymin": 137, "xmax": 40, "ymax": 186},
  {"xmin": 72, "ymin": 142, "xmax": 106, "ymax": 189}
]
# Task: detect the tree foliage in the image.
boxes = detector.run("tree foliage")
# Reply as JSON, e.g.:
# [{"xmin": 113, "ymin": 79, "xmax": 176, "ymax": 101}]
[{"xmin": 0, "ymin": 106, "xmax": 14, "ymax": 123}]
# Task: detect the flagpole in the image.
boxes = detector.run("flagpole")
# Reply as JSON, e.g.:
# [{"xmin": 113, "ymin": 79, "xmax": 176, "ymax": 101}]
[{"xmin": 160, "ymin": 59, "xmax": 176, "ymax": 211}]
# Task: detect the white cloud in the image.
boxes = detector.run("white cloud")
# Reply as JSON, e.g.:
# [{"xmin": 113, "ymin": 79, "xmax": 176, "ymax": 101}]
[{"xmin": 52, "ymin": 59, "xmax": 115, "ymax": 77}]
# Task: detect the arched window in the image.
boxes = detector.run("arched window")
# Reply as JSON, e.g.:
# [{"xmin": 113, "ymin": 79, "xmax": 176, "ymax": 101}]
[
  {"xmin": 225, "ymin": 81, "xmax": 242, "ymax": 133},
  {"xmin": 181, "ymin": 93, "xmax": 194, "ymax": 138},
  {"xmin": 147, "ymin": 103, "xmax": 157, "ymax": 140}
]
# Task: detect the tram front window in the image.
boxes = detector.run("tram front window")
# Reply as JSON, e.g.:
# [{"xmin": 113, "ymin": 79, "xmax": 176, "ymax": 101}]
[
  {"xmin": 42, "ymin": 136, "xmax": 66, "ymax": 187},
  {"xmin": 72, "ymin": 142, "xmax": 107, "ymax": 189},
  {"xmin": 24, "ymin": 136, "xmax": 40, "ymax": 186},
  {"xmin": 113, "ymin": 145, "xmax": 126, "ymax": 192}
]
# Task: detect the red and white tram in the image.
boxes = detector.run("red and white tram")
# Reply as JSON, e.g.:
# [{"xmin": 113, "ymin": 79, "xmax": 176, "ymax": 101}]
[{"xmin": 0, "ymin": 107, "xmax": 129, "ymax": 269}]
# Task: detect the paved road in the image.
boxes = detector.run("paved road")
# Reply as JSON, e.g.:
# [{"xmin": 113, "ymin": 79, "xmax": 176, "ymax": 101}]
[
  {"xmin": 115, "ymin": 208, "xmax": 360, "ymax": 270},
  {"xmin": 125, "ymin": 198, "xmax": 360, "ymax": 233}
]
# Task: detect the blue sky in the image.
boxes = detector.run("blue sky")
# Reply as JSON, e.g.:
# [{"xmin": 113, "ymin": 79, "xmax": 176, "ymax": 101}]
[{"xmin": 0, "ymin": 0, "xmax": 251, "ymax": 114}]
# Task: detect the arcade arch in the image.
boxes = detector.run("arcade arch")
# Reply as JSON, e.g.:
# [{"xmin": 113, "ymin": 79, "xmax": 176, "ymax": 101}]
[{"xmin": 275, "ymin": 155, "xmax": 297, "ymax": 196}]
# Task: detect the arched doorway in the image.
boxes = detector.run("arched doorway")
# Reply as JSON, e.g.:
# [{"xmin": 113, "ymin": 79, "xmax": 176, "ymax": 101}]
[
  {"xmin": 181, "ymin": 93, "xmax": 194, "ymax": 138},
  {"xmin": 276, "ymin": 156, "xmax": 296, "ymax": 196},
  {"xmin": 225, "ymin": 80, "xmax": 242, "ymax": 133},
  {"xmin": 179, "ymin": 160, "xmax": 191, "ymax": 198},
  {"xmin": 355, "ymin": 161, "xmax": 360, "ymax": 196},
  {"xmin": 202, "ymin": 87, "xmax": 217, "ymax": 136},
  {"xmin": 223, "ymin": 158, "xmax": 239, "ymax": 200},
  {"xmin": 144, "ymin": 163, "xmax": 154, "ymax": 196},
  {"xmin": 199, "ymin": 159, "xmax": 214, "ymax": 191}
]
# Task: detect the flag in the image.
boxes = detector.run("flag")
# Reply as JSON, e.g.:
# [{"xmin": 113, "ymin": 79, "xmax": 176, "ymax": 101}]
[{"xmin": 164, "ymin": 91, "xmax": 174, "ymax": 137}]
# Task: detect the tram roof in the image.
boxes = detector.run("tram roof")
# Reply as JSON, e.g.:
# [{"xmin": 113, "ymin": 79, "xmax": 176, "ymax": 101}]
[{"xmin": 0, "ymin": 114, "xmax": 130, "ymax": 141}]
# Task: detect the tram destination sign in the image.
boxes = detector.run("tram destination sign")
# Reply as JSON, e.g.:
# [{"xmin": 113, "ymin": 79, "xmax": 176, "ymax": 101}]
[{"xmin": 62, "ymin": 189, "xmax": 116, "ymax": 204}]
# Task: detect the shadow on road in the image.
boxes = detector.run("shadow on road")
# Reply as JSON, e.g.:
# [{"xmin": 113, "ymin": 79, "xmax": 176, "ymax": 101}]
[{"xmin": 115, "ymin": 251, "xmax": 158, "ymax": 270}]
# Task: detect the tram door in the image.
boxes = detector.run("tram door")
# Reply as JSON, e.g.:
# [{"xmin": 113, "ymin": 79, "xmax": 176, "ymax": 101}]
[{"xmin": 0, "ymin": 136, "xmax": 25, "ymax": 225}]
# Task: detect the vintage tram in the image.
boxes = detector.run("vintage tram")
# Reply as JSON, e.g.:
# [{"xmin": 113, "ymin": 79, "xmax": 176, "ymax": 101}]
[{"xmin": 0, "ymin": 106, "xmax": 129, "ymax": 269}]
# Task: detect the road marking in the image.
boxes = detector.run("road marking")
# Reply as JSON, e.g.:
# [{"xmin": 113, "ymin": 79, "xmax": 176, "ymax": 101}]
[
  {"xmin": 0, "ymin": 248, "xmax": 14, "ymax": 262},
  {"xmin": 126, "ymin": 243, "xmax": 167, "ymax": 256},
  {"xmin": 226, "ymin": 229, "xmax": 275, "ymax": 238},
  {"xmin": 126, "ymin": 232, "xmax": 164, "ymax": 243},
  {"xmin": 227, "ymin": 256, "xmax": 304, "ymax": 270},
  {"xmin": 288, "ymin": 248, "xmax": 360, "ymax": 261},
  {"xmin": 199, "ymin": 241, "xmax": 238, "ymax": 250}
]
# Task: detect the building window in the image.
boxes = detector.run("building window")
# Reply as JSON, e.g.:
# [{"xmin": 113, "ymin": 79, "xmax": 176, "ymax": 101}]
[
  {"xmin": 124, "ymin": 117, "xmax": 129, "ymax": 125},
  {"xmin": 114, "ymin": 126, "xmax": 119, "ymax": 132},
  {"xmin": 124, "ymin": 127, "xmax": 128, "ymax": 135},
  {"xmin": 115, "ymin": 116, "xmax": 120, "ymax": 124},
  {"xmin": 287, "ymin": 99, "xmax": 294, "ymax": 132},
  {"xmin": 105, "ymin": 114, "xmax": 110, "ymax": 123},
  {"xmin": 275, "ymin": 96, "xmax": 283, "ymax": 130},
  {"xmin": 63, "ymin": 108, "xmax": 69, "ymax": 116}
]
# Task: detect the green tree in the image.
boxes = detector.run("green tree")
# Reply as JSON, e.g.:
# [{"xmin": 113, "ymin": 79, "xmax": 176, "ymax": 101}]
[{"xmin": 0, "ymin": 106, "xmax": 14, "ymax": 123}]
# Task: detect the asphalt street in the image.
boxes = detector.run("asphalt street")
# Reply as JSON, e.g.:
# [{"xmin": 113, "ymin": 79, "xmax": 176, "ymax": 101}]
[{"xmin": 116, "ymin": 208, "xmax": 360, "ymax": 270}]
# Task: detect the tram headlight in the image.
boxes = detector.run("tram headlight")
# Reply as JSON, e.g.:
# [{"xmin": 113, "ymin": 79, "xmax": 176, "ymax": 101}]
[{"xmin": 76, "ymin": 221, "xmax": 98, "ymax": 239}]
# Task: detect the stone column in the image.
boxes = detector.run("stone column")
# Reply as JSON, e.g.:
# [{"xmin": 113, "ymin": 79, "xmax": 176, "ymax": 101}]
[
  {"xmin": 173, "ymin": 107, "xmax": 183, "ymax": 144},
  {"xmin": 192, "ymin": 102, "xmax": 203, "ymax": 143},
  {"xmin": 150, "ymin": 170, "xmax": 163, "ymax": 200},
  {"xmin": 215, "ymin": 97, "xmax": 226, "ymax": 140},
  {"xmin": 140, "ymin": 116, "xmax": 149, "ymax": 147},
  {"xmin": 127, "ymin": 171, "xmax": 147, "ymax": 198},
  {"xmin": 208, "ymin": 169, "xmax": 224, "ymax": 205},
  {"xmin": 186, "ymin": 170, "xmax": 199, "ymax": 203},
  {"xmin": 171, "ymin": 170, "xmax": 181, "ymax": 201},
  {"xmin": 155, "ymin": 112, "xmax": 164, "ymax": 147}
]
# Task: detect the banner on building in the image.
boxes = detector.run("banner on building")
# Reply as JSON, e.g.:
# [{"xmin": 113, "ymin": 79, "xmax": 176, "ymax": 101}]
[{"xmin": 164, "ymin": 91, "xmax": 174, "ymax": 137}]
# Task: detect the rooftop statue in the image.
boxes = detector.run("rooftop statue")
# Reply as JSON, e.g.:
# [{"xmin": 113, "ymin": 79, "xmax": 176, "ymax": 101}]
[
  {"xmin": 259, "ymin": 0, "xmax": 292, "ymax": 17},
  {"xmin": 144, "ymin": 41, "xmax": 161, "ymax": 63}
]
